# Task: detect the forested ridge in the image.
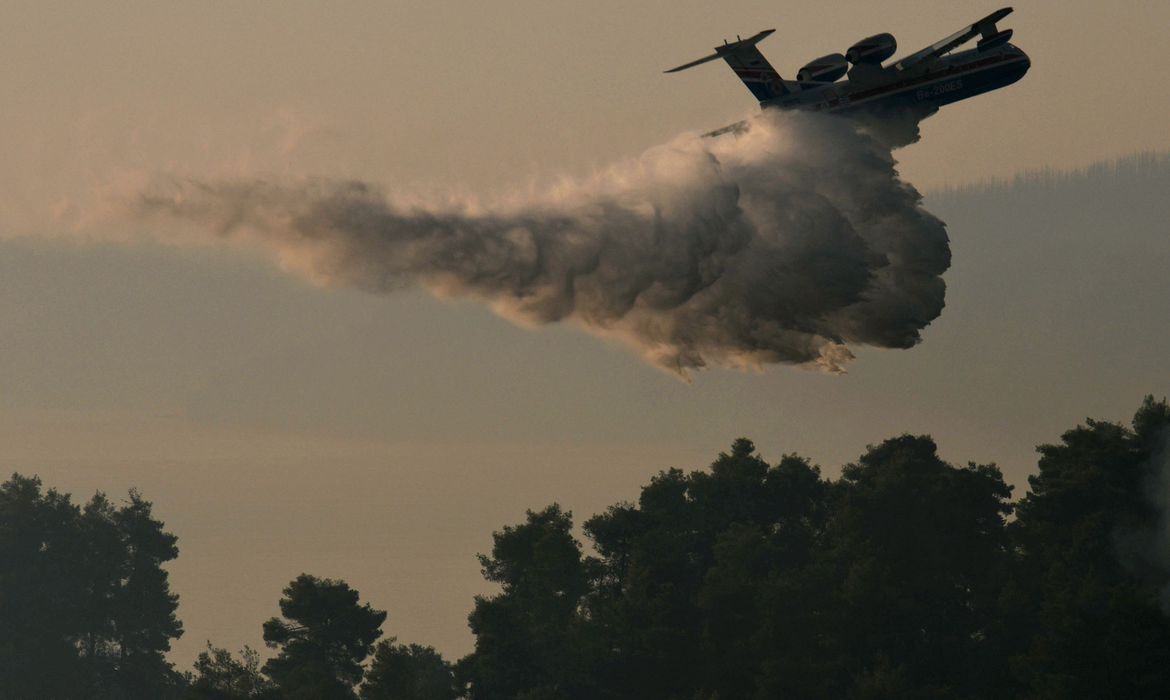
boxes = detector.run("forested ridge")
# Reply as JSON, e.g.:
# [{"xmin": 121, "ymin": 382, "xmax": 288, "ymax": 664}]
[{"xmin": 3, "ymin": 397, "xmax": 1169, "ymax": 699}]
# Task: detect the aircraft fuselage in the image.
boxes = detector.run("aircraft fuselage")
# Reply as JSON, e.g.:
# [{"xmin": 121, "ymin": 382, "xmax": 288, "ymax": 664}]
[
  {"xmin": 670, "ymin": 8, "xmax": 1031, "ymax": 136},
  {"xmin": 771, "ymin": 43, "xmax": 1031, "ymax": 117}
]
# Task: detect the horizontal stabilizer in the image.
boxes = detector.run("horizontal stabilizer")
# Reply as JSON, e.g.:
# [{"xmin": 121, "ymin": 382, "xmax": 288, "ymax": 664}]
[
  {"xmin": 664, "ymin": 29, "xmax": 790, "ymax": 103},
  {"xmin": 664, "ymin": 29, "xmax": 776, "ymax": 73},
  {"xmin": 664, "ymin": 52, "xmax": 724, "ymax": 74}
]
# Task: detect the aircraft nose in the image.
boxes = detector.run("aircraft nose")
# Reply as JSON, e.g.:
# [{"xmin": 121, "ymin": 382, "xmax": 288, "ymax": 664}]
[{"xmin": 1013, "ymin": 45, "xmax": 1031, "ymax": 71}]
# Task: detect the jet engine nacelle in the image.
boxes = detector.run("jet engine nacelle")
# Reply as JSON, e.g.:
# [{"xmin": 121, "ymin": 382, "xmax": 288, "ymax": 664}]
[
  {"xmin": 846, "ymin": 33, "xmax": 897, "ymax": 64},
  {"xmin": 796, "ymin": 53, "xmax": 849, "ymax": 82}
]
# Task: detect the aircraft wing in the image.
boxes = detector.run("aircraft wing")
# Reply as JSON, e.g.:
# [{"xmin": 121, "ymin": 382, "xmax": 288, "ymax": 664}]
[{"xmin": 893, "ymin": 7, "xmax": 1013, "ymax": 71}]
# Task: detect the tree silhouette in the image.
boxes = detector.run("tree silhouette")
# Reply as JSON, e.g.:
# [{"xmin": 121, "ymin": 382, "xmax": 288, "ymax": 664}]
[
  {"xmin": 262, "ymin": 574, "xmax": 387, "ymax": 699},
  {"xmin": 0, "ymin": 475, "xmax": 89, "ymax": 698},
  {"xmin": 186, "ymin": 644, "xmax": 275, "ymax": 699},
  {"xmin": 0, "ymin": 476, "xmax": 184, "ymax": 699},
  {"xmin": 465, "ymin": 437, "xmax": 1016, "ymax": 699},
  {"xmin": 580, "ymin": 440, "xmax": 832, "ymax": 699},
  {"xmin": 361, "ymin": 639, "xmax": 457, "ymax": 700},
  {"xmin": 820, "ymin": 435, "xmax": 1013, "ymax": 699},
  {"xmin": 460, "ymin": 504, "xmax": 595, "ymax": 700},
  {"xmin": 1005, "ymin": 396, "xmax": 1170, "ymax": 698},
  {"xmin": 108, "ymin": 490, "xmax": 185, "ymax": 697},
  {"xmin": 7, "ymin": 396, "xmax": 1170, "ymax": 700}
]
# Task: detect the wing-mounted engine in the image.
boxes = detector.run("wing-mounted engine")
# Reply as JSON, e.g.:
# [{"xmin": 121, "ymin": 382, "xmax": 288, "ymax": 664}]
[
  {"xmin": 846, "ymin": 33, "xmax": 897, "ymax": 64},
  {"xmin": 796, "ymin": 53, "xmax": 848, "ymax": 82}
]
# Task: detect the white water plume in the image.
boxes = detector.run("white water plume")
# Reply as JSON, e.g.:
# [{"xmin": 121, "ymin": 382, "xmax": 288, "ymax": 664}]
[{"xmin": 133, "ymin": 110, "xmax": 949, "ymax": 376}]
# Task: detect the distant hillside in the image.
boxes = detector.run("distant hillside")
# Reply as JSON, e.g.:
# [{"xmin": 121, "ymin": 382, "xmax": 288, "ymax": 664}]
[
  {"xmin": 931, "ymin": 150, "xmax": 1170, "ymax": 202},
  {"xmin": 909, "ymin": 150, "xmax": 1170, "ymax": 448}
]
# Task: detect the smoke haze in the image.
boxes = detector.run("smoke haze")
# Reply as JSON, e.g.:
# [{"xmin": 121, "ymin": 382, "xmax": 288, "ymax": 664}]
[{"xmin": 133, "ymin": 111, "xmax": 948, "ymax": 375}]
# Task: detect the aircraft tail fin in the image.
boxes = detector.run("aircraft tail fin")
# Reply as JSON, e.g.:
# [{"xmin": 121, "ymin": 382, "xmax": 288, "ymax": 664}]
[{"xmin": 665, "ymin": 30, "xmax": 791, "ymax": 102}]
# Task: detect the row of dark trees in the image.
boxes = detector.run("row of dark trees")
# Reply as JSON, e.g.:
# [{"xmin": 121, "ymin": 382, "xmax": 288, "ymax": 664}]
[
  {"xmin": 0, "ymin": 479, "xmax": 181, "ymax": 698},
  {"xmin": 3, "ymin": 397, "xmax": 1170, "ymax": 699},
  {"xmin": 185, "ymin": 574, "xmax": 454, "ymax": 700}
]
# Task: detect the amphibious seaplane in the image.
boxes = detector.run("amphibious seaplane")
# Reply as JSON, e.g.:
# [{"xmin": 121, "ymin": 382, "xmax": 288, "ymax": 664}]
[{"xmin": 666, "ymin": 7, "xmax": 1029, "ymax": 135}]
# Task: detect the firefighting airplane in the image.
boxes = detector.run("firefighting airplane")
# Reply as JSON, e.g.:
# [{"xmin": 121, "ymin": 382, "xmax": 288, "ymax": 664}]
[{"xmin": 666, "ymin": 7, "xmax": 1030, "ymax": 136}]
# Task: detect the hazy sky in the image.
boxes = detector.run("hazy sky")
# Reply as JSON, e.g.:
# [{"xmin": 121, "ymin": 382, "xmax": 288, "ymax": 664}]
[
  {"xmin": 3, "ymin": 0, "xmax": 1170, "ymax": 667},
  {"xmin": 3, "ymin": 0, "xmax": 1170, "ymax": 221}
]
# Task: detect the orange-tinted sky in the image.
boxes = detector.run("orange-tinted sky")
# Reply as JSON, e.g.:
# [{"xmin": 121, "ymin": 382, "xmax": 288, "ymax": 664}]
[
  {"xmin": 2, "ymin": 0, "xmax": 1168, "ymax": 223},
  {"xmin": 2, "ymin": 0, "xmax": 1169, "ymax": 667}
]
